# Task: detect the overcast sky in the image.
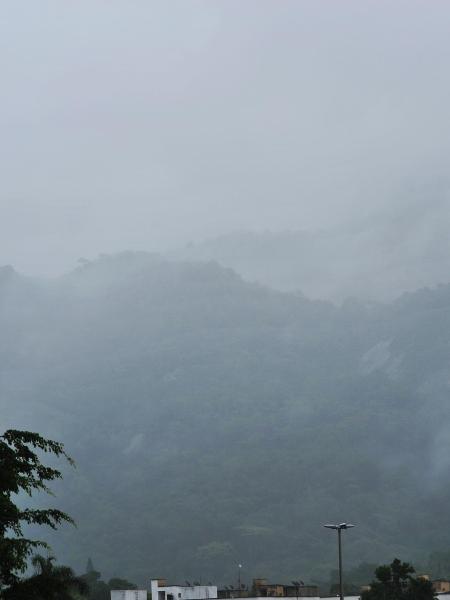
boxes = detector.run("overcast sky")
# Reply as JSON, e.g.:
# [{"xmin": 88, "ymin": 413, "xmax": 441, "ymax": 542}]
[{"xmin": 2, "ymin": 1, "xmax": 450, "ymax": 276}]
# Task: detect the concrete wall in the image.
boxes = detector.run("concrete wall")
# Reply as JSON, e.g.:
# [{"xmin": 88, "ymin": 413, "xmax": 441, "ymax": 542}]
[
  {"xmin": 217, "ymin": 596, "xmax": 360, "ymax": 600},
  {"xmin": 110, "ymin": 591, "xmax": 147, "ymax": 600},
  {"xmin": 433, "ymin": 582, "xmax": 450, "ymax": 593}
]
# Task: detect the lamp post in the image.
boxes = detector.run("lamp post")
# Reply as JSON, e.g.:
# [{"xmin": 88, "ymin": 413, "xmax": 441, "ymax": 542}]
[{"xmin": 323, "ymin": 523, "xmax": 355, "ymax": 600}]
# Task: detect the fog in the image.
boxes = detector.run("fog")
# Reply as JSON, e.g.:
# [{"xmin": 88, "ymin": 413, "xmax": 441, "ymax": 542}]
[
  {"xmin": 2, "ymin": 0, "xmax": 450, "ymax": 279},
  {"xmin": 4, "ymin": 2, "xmax": 450, "ymax": 588}
]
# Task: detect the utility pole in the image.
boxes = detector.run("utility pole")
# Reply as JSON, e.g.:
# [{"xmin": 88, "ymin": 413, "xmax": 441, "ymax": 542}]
[
  {"xmin": 338, "ymin": 528, "xmax": 343, "ymax": 600},
  {"xmin": 323, "ymin": 523, "xmax": 355, "ymax": 600}
]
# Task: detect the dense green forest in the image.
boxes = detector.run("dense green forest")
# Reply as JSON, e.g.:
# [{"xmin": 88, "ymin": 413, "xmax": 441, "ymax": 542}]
[{"xmin": 1, "ymin": 252, "xmax": 450, "ymax": 587}]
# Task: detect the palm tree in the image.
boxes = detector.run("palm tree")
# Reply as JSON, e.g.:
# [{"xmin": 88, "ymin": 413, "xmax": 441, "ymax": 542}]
[{"xmin": 3, "ymin": 554, "xmax": 89, "ymax": 600}]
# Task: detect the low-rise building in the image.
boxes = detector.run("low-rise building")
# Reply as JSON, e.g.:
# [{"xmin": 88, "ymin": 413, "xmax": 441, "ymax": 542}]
[
  {"xmin": 433, "ymin": 580, "xmax": 450, "ymax": 594},
  {"xmin": 218, "ymin": 579, "xmax": 319, "ymax": 599},
  {"xmin": 151, "ymin": 579, "xmax": 218, "ymax": 600},
  {"xmin": 217, "ymin": 588, "xmax": 250, "ymax": 598},
  {"xmin": 251, "ymin": 579, "xmax": 319, "ymax": 598}
]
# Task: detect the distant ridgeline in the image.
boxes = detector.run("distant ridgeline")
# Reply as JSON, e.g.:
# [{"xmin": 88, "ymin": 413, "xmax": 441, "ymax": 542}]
[
  {"xmin": 173, "ymin": 206, "xmax": 450, "ymax": 303},
  {"xmin": 2, "ymin": 252, "xmax": 450, "ymax": 585}
]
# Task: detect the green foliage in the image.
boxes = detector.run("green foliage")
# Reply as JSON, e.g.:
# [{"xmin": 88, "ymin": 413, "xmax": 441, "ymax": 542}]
[
  {"xmin": 81, "ymin": 563, "xmax": 138, "ymax": 599},
  {"xmin": 404, "ymin": 579, "xmax": 436, "ymax": 600},
  {"xmin": 362, "ymin": 559, "xmax": 435, "ymax": 600},
  {"xmin": 81, "ymin": 567, "xmax": 109, "ymax": 600},
  {"xmin": 2, "ymin": 554, "xmax": 88, "ymax": 600},
  {"xmin": 0, "ymin": 429, "xmax": 74, "ymax": 588}
]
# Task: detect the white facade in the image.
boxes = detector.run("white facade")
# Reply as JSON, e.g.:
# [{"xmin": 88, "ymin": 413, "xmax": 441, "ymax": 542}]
[
  {"xmin": 151, "ymin": 579, "xmax": 217, "ymax": 600},
  {"xmin": 206, "ymin": 597, "xmax": 361, "ymax": 600},
  {"xmin": 214, "ymin": 597, "xmax": 359, "ymax": 600},
  {"xmin": 110, "ymin": 591, "xmax": 147, "ymax": 600}
]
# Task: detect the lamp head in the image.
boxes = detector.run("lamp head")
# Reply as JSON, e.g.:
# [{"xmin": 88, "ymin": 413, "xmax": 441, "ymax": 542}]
[{"xmin": 323, "ymin": 523, "xmax": 356, "ymax": 530}]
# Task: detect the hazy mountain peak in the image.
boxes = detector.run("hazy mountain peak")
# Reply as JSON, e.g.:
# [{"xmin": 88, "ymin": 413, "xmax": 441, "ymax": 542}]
[{"xmin": 174, "ymin": 199, "xmax": 450, "ymax": 303}]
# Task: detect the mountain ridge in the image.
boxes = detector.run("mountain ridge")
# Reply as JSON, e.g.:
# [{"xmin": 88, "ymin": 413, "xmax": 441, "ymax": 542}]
[
  {"xmin": 1, "ymin": 253, "xmax": 450, "ymax": 586},
  {"xmin": 173, "ymin": 199, "xmax": 450, "ymax": 303}
]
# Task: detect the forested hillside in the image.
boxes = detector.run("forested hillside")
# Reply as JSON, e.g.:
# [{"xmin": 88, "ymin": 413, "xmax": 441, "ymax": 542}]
[{"xmin": 1, "ymin": 253, "xmax": 450, "ymax": 587}]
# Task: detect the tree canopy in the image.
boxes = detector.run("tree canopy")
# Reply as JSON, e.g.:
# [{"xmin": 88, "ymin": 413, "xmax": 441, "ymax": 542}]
[
  {"xmin": 362, "ymin": 559, "xmax": 435, "ymax": 600},
  {"xmin": 0, "ymin": 429, "xmax": 74, "ymax": 588},
  {"xmin": 2, "ymin": 554, "xmax": 88, "ymax": 600},
  {"xmin": 81, "ymin": 561, "xmax": 138, "ymax": 600}
]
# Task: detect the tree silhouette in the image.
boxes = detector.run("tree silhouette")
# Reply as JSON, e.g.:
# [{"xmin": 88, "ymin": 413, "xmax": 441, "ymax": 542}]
[
  {"xmin": 3, "ymin": 554, "xmax": 88, "ymax": 599},
  {"xmin": 0, "ymin": 429, "xmax": 74, "ymax": 588},
  {"xmin": 362, "ymin": 559, "xmax": 435, "ymax": 600}
]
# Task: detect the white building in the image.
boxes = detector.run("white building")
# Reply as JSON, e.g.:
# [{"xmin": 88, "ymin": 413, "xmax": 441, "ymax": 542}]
[
  {"xmin": 110, "ymin": 591, "xmax": 147, "ymax": 600},
  {"xmin": 151, "ymin": 579, "xmax": 217, "ymax": 600}
]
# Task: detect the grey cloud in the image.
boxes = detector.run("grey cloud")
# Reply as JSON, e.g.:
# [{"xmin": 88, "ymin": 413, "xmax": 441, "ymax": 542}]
[{"xmin": 1, "ymin": 0, "xmax": 450, "ymax": 277}]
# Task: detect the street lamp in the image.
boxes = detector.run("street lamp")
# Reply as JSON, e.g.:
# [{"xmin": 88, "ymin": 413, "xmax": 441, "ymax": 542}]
[{"xmin": 323, "ymin": 523, "xmax": 355, "ymax": 600}]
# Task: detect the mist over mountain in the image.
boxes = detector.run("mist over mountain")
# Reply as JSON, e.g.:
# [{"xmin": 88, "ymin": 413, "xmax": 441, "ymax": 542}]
[
  {"xmin": 2, "ymin": 253, "xmax": 450, "ymax": 586},
  {"xmin": 4, "ymin": 2, "xmax": 450, "ymax": 598},
  {"xmin": 175, "ymin": 197, "xmax": 450, "ymax": 303}
]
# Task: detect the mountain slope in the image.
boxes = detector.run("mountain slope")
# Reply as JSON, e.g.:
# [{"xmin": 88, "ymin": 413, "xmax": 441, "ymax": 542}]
[{"xmin": 1, "ymin": 253, "xmax": 450, "ymax": 586}]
